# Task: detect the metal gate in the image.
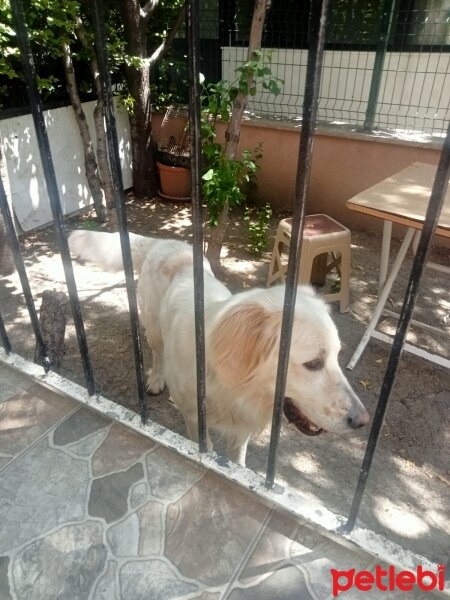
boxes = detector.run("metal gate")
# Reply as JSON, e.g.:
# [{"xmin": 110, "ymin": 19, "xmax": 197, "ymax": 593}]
[{"xmin": 1, "ymin": 0, "xmax": 449, "ymax": 575}]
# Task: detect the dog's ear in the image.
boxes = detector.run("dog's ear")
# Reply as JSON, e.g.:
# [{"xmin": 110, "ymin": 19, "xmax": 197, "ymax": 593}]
[{"xmin": 210, "ymin": 303, "xmax": 279, "ymax": 387}]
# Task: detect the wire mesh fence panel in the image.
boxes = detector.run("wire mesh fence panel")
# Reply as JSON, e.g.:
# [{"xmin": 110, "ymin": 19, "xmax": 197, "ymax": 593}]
[{"xmin": 203, "ymin": 0, "xmax": 450, "ymax": 138}]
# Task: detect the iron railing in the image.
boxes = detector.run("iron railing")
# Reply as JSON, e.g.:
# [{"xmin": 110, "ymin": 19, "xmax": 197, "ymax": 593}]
[{"xmin": 0, "ymin": 0, "xmax": 449, "ymax": 540}]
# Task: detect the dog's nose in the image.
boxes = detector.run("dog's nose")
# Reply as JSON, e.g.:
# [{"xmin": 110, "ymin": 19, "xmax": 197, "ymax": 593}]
[{"xmin": 347, "ymin": 410, "xmax": 370, "ymax": 429}]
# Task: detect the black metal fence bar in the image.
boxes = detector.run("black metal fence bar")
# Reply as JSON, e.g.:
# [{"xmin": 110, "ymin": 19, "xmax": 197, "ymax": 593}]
[
  {"xmin": 0, "ymin": 310, "xmax": 11, "ymax": 355},
  {"xmin": 187, "ymin": 0, "xmax": 207, "ymax": 451},
  {"xmin": 0, "ymin": 178, "xmax": 50, "ymax": 370},
  {"xmin": 10, "ymin": 0, "xmax": 95, "ymax": 396},
  {"xmin": 343, "ymin": 120, "xmax": 450, "ymax": 532},
  {"xmin": 266, "ymin": 0, "xmax": 330, "ymax": 489},
  {"xmin": 91, "ymin": 0, "xmax": 148, "ymax": 423}
]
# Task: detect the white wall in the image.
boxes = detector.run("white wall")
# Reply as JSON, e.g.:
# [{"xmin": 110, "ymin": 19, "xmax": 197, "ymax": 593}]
[
  {"xmin": 0, "ymin": 99, "xmax": 132, "ymax": 232},
  {"xmin": 222, "ymin": 47, "xmax": 450, "ymax": 135}
]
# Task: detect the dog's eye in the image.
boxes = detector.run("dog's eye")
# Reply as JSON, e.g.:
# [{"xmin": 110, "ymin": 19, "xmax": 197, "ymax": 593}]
[{"xmin": 303, "ymin": 358, "xmax": 324, "ymax": 371}]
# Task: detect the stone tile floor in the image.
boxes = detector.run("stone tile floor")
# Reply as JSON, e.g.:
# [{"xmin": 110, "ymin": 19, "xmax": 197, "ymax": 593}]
[{"xmin": 0, "ymin": 362, "xmax": 444, "ymax": 599}]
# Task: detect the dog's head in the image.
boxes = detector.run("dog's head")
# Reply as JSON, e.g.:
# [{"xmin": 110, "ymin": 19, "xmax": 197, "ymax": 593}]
[{"xmin": 210, "ymin": 286, "xmax": 369, "ymax": 436}]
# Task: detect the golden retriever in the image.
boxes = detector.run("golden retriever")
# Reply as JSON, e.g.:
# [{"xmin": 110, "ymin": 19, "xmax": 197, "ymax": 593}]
[{"xmin": 69, "ymin": 230, "xmax": 369, "ymax": 465}]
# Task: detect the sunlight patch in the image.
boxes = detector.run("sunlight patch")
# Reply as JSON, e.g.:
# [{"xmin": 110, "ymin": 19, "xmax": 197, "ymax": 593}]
[{"xmin": 373, "ymin": 496, "xmax": 429, "ymax": 538}]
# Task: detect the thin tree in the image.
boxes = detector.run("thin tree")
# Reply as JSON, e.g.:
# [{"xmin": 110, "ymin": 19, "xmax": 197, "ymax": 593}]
[
  {"xmin": 205, "ymin": 0, "xmax": 270, "ymax": 273},
  {"xmin": 119, "ymin": 0, "xmax": 186, "ymax": 199},
  {"xmin": 62, "ymin": 41, "xmax": 110, "ymax": 223}
]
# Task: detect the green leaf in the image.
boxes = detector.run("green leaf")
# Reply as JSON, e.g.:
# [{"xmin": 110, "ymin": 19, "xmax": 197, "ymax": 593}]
[
  {"xmin": 239, "ymin": 81, "xmax": 248, "ymax": 95},
  {"xmin": 229, "ymin": 86, "xmax": 238, "ymax": 102},
  {"xmin": 268, "ymin": 79, "xmax": 282, "ymax": 95}
]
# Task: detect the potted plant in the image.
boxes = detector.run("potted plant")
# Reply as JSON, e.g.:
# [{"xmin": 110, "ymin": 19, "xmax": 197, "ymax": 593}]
[{"xmin": 156, "ymin": 105, "xmax": 191, "ymax": 201}]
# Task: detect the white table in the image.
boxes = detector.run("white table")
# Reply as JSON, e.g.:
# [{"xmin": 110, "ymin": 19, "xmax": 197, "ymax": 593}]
[{"xmin": 346, "ymin": 162, "xmax": 450, "ymax": 370}]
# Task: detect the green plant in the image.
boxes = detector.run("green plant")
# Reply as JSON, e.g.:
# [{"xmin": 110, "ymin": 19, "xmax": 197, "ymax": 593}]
[
  {"xmin": 202, "ymin": 143, "xmax": 262, "ymax": 227},
  {"xmin": 200, "ymin": 52, "xmax": 282, "ymax": 229},
  {"xmin": 244, "ymin": 203, "xmax": 272, "ymax": 255},
  {"xmin": 81, "ymin": 218, "xmax": 99, "ymax": 230}
]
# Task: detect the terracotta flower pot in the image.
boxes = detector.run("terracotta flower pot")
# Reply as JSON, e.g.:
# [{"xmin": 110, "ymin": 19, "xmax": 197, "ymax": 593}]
[{"xmin": 156, "ymin": 161, "xmax": 191, "ymax": 201}]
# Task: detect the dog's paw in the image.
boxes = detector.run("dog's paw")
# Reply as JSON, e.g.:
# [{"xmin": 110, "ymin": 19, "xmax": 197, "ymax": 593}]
[{"xmin": 146, "ymin": 370, "xmax": 165, "ymax": 395}]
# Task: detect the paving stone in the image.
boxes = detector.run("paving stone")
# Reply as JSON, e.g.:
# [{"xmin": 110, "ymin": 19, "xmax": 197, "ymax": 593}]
[
  {"xmin": 0, "ymin": 365, "xmax": 34, "ymax": 402},
  {"xmin": 119, "ymin": 559, "xmax": 199, "ymax": 600},
  {"xmin": 0, "ymin": 438, "xmax": 88, "ymax": 553},
  {"xmin": 0, "ymin": 453, "xmax": 13, "ymax": 470},
  {"xmin": 107, "ymin": 513, "xmax": 140, "ymax": 557},
  {"xmin": 228, "ymin": 564, "xmax": 315, "ymax": 600},
  {"xmin": 130, "ymin": 481, "xmax": 149, "ymax": 509},
  {"xmin": 107, "ymin": 500, "xmax": 165, "ymax": 558},
  {"xmin": 91, "ymin": 560, "xmax": 118, "ymax": 600},
  {"xmin": 0, "ymin": 385, "xmax": 76, "ymax": 462},
  {"xmin": 12, "ymin": 521, "xmax": 106, "ymax": 600},
  {"xmin": 146, "ymin": 446, "xmax": 205, "ymax": 501},
  {"xmin": 239, "ymin": 510, "xmax": 299, "ymax": 584},
  {"xmin": 165, "ymin": 472, "xmax": 269, "ymax": 587},
  {"xmin": 290, "ymin": 536, "xmax": 372, "ymax": 600},
  {"xmin": 66, "ymin": 428, "xmax": 109, "ymax": 457},
  {"xmin": 88, "ymin": 462, "xmax": 144, "ymax": 523},
  {"xmin": 137, "ymin": 501, "xmax": 165, "ymax": 555},
  {"xmin": 92, "ymin": 423, "xmax": 155, "ymax": 476},
  {"xmin": 53, "ymin": 406, "xmax": 110, "ymax": 446},
  {"xmin": 0, "ymin": 556, "xmax": 12, "ymax": 600}
]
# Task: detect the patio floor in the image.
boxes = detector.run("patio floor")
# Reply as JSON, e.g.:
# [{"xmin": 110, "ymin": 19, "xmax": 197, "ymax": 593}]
[{"xmin": 1, "ymin": 361, "xmax": 445, "ymax": 600}]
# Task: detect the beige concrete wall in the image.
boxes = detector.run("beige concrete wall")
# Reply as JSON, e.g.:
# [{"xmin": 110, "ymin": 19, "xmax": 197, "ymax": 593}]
[
  {"xmin": 154, "ymin": 115, "xmax": 447, "ymax": 246},
  {"xmin": 228, "ymin": 121, "xmax": 443, "ymax": 241}
]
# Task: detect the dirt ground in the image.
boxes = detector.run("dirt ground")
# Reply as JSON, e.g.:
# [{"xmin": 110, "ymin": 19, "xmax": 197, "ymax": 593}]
[{"xmin": 1, "ymin": 196, "xmax": 449, "ymax": 566}]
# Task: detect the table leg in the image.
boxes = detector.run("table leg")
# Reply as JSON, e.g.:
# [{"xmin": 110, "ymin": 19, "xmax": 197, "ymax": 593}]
[
  {"xmin": 412, "ymin": 229, "xmax": 450, "ymax": 275},
  {"xmin": 347, "ymin": 227, "xmax": 416, "ymax": 370},
  {"xmin": 379, "ymin": 220, "xmax": 392, "ymax": 293}
]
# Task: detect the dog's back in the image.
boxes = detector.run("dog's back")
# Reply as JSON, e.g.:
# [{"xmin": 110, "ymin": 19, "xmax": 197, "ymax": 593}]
[{"xmin": 68, "ymin": 230, "xmax": 156, "ymax": 273}]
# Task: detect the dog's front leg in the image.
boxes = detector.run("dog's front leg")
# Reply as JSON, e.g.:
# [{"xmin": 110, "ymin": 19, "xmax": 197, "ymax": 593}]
[
  {"xmin": 227, "ymin": 437, "xmax": 249, "ymax": 467},
  {"xmin": 146, "ymin": 349, "xmax": 165, "ymax": 394},
  {"xmin": 185, "ymin": 415, "xmax": 213, "ymax": 452}
]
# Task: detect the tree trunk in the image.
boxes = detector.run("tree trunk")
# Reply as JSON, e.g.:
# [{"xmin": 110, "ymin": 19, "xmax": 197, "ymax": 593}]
[
  {"xmin": 128, "ymin": 67, "xmax": 157, "ymax": 199},
  {"xmin": 34, "ymin": 290, "xmax": 68, "ymax": 369},
  {"xmin": 75, "ymin": 18, "xmax": 116, "ymax": 227},
  {"xmin": 120, "ymin": 0, "xmax": 158, "ymax": 199},
  {"xmin": 93, "ymin": 101, "xmax": 117, "ymax": 227},
  {"xmin": 206, "ymin": 0, "xmax": 269, "ymax": 273},
  {"xmin": 61, "ymin": 41, "xmax": 107, "ymax": 222},
  {"xmin": 0, "ymin": 144, "xmax": 15, "ymax": 276}
]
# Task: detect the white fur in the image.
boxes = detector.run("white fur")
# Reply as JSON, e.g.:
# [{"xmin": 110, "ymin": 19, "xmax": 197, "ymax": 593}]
[{"xmin": 69, "ymin": 230, "xmax": 369, "ymax": 466}]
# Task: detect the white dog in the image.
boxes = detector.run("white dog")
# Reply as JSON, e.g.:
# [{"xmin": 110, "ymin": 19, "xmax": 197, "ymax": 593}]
[{"xmin": 69, "ymin": 230, "xmax": 369, "ymax": 465}]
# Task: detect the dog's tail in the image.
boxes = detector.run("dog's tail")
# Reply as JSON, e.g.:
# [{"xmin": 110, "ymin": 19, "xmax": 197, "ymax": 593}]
[{"xmin": 68, "ymin": 230, "xmax": 154, "ymax": 273}]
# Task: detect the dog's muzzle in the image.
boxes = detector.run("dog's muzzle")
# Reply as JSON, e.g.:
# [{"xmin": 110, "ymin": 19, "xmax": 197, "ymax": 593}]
[{"xmin": 283, "ymin": 398, "xmax": 324, "ymax": 436}]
